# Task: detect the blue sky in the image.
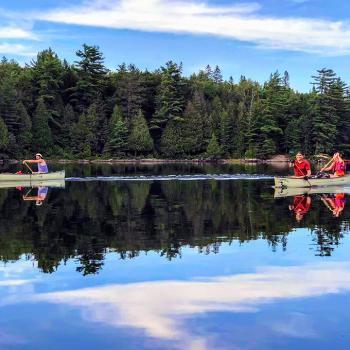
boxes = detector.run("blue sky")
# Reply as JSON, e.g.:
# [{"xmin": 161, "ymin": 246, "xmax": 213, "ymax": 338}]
[{"xmin": 1, "ymin": 0, "xmax": 350, "ymax": 91}]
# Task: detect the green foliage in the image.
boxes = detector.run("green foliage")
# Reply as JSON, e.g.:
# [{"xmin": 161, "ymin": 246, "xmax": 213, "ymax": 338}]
[
  {"xmin": 16, "ymin": 101, "xmax": 32, "ymax": 155},
  {"xmin": 206, "ymin": 133, "xmax": 222, "ymax": 159},
  {"xmin": 160, "ymin": 120, "xmax": 184, "ymax": 157},
  {"xmin": 0, "ymin": 117, "xmax": 8, "ymax": 150},
  {"xmin": 32, "ymin": 98, "xmax": 53, "ymax": 153},
  {"xmin": 0, "ymin": 48, "xmax": 350, "ymax": 159},
  {"xmin": 128, "ymin": 110, "xmax": 153, "ymax": 155},
  {"xmin": 105, "ymin": 105, "xmax": 128, "ymax": 157},
  {"xmin": 151, "ymin": 61, "xmax": 186, "ymax": 140}
]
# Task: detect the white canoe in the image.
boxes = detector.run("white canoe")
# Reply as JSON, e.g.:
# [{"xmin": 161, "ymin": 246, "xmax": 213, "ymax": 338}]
[
  {"xmin": 0, "ymin": 179, "xmax": 65, "ymax": 189},
  {"xmin": 0, "ymin": 170, "xmax": 65, "ymax": 182},
  {"xmin": 274, "ymin": 175, "xmax": 350, "ymax": 188},
  {"xmin": 274, "ymin": 185, "xmax": 350, "ymax": 198}
]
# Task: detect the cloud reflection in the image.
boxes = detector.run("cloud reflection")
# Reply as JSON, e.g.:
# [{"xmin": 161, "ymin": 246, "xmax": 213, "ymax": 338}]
[{"xmin": 29, "ymin": 263, "xmax": 350, "ymax": 348}]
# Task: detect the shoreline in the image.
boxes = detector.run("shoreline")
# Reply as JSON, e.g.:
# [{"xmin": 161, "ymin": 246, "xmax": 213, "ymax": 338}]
[{"xmin": 46, "ymin": 158, "xmax": 288, "ymax": 165}]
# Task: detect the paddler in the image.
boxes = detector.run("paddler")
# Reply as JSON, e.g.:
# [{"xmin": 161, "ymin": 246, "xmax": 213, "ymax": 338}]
[
  {"xmin": 22, "ymin": 153, "xmax": 48, "ymax": 174},
  {"xmin": 321, "ymin": 193, "xmax": 345, "ymax": 217},
  {"xmin": 289, "ymin": 195, "xmax": 311, "ymax": 222},
  {"xmin": 289, "ymin": 152, "xmax": 311, "ymax": 178},
  {"xmin": 22, "ymin": 186, "xmax": 49, "ymax": 206},
  {"xmin": 320, "ymin": 152, "xmax": 346, "ymax": 178}
]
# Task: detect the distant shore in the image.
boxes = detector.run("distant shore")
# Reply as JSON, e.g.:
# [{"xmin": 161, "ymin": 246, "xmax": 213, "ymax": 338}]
[{"xmin": 45, "ymin": 155, "xmax": 291, "ymax": 165}]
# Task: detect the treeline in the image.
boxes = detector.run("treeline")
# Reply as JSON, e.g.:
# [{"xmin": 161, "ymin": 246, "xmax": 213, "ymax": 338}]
[{"xmin": 0, "ymin": 44, "xmax": 350, "ymax": 159}]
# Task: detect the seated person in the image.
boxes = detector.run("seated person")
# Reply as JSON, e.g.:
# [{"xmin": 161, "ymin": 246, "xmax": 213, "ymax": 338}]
[
  {"xmin": 23, "ymin": 153, "xmax": 48, "ymax": 174},
  {"xmin": 289, "ymin": 195, "xmax": 311, "ymax": 222},
  {"xmin": 321, "ymin": 152, "xmax": 346, "ymax": 177},
  {"xmin": 289, "ymin": 152, "xmax": 311, "ymax": 178}
]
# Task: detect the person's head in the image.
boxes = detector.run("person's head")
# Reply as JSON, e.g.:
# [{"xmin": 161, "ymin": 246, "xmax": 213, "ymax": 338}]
[
  {"xmin": 333, "ymin": 152, "xmax": 343, "ymax": 162},
  {"xmin": 35, "ymin": 153, "xmax": 43, "ymax": 160},
  {"xmin": 296, "ymin": 152, "xmax": 304, "ymax": 161},
  {"xmin": 295, "ymin": 210, "xmax": 304, "ymax": 222}
]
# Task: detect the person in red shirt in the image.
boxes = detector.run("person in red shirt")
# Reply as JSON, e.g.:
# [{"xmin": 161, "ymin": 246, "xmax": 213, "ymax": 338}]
[
  {"xmin": 289, "ymin": 195, "xmax": 311, "ymax": 222},
  {"xmin": 289, "ymin": 152, "xmax": 311, "ymax": 178}
]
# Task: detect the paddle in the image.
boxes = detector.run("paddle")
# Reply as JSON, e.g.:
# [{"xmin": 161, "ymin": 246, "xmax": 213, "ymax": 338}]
[
  {"xmin": 292, "ymin": 159, "xmax": 312, "ymax": 187},
  {"xmin": 23, "ymin": 161, "xmax": 34, "ymax": 174},
  {"xmin": 319, "ymin": 156, "xmax": 334, "ymax": 174}
]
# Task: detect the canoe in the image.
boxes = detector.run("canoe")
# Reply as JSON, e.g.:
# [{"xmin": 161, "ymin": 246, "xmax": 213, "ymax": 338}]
[
  {"xmin": 0, "ymin": 179, "xmax": 65, "ymax": 189},
  {"xmin": 274, "ymin": 185, "xmax": 350, "ymax": 198},
  {"xmin": 274, "ymin": 174, "xmax": 350, "ymax": 188},
  {"xmin": 0, "ymin": 170, "xmax": 65, "ymax": 182}
]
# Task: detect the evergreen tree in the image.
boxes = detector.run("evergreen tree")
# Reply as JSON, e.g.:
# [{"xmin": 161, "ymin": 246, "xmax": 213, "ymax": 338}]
[
  {"xmin": 0, "ymin": 77, "xmax": 17, "ymax": 133},
  {"xmin": 182, "ymin": 101, "xmax": 206, "ymax": 155},
  {"xmin": 206, "ymin": 133, "xmax": 222, "ymax": 159},
  {"xmin": 16, "ymin": 101, "xmax": 32, "ymax": 155},
  {"xmin": 113, "ymin": 64, "xmax": 146, "ymax": 127},
  {"xmin": 311, "ymin": 69, "xmax": 341, "ymax": 154},
  {"xmin": 70, "ymin": 109, "xmax": 97, "ymax": 158},
  {"xmin": 160, "ymin": 120, "xmax": 184, "ymax": 158},
  {"xmin": 61, "ymin": 104, "xmax": 75, "ymax": 150},
  {"xmin": 128, "ymin": 110, "xmax": 153, "ymax": 155},
  {"xmin": 212, "ymin": 65, "xmax": 223, "ymax": 83},
  {"xmin": 0, "ymin": 117, "xmax": 8, "ymax": 151},
  {"xmin": 105, "ymin": 105, "xmax": 128, "ymax": 157},
  {"xmin": 71, "ymin": 44, "xmax": 107, "ymax": 110},
  {"xmin": 32, "ymin": 99, "xmax": 53, "ymax": 153},
  {"xmin": 151, "ymin": 61, "xmax": 186, "ymax": 138}
]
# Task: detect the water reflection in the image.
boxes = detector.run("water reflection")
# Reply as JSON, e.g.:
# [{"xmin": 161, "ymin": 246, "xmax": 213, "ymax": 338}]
[
  {"xmin": 0, "ymin": 177, "xmax": 349, "ymax": 274},
  {"xmin": 2, "ymin": 261, "xmax": 350, "ymax": 349}
]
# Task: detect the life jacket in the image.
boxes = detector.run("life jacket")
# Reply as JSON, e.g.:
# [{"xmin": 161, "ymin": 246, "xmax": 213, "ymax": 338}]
[
  {"xmin": 334, "ymin": 193, "xmax": 345, "ymax": 209},
  {"xmin": 334, "ymin": 161, "xmax": 346, "ymax": 177}
]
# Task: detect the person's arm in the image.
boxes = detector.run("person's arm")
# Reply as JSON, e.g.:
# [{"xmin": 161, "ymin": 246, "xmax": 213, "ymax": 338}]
[
  {"xmin": 23, "ymin": 159, "xmax": 40, "ymax": 164},
  {"xmin": 23, "ymin": 195, "xmax": 41, "ymax": 201},
  {"xmin": 321, "ymin": 164, "xmax": 334, "ymax": 172}
]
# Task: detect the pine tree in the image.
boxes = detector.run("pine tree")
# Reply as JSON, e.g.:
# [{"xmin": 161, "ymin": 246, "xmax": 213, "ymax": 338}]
[
  {"xmin": 32, "ymin": 98, "xmax": 53, "ymax": 153},
  {"xmin": 220, "ymin": 110, "xmax": 234, "ymax": 156},
  {"xmin": 310, "ymin": 69, "xmax": 341, "ymax": 154},
  {"xmin": 151, "ymin": 61, "xmax": 186, "ymax": 138},
  {"xmin": 16, "ymin": 101, "xmax": 32, "ymax": 155},
  {"xmin": 182, "ymin": 101, "xmax": 206, "ymax": 155},
  {"xmin": 105, "ymin": 105, "xmax": 128, "ymax": 157},
  {"xmin": 71, "ymin": 44, "xmax": 107, "ymax": 111},
  {"xmin": 113, "ymin": 64, "xmax": 146, "ymax": 127},
  {"xmin": 70, "ymin": 112, "xmax": 94, "ymax": 158},
  {"xmin": 0, "ymin": 117, "xmax": 8, "ymax": 151},
  {"xmin": 206, "ymin": 133, "xmax": 222, "ymax": 159},
  {"xmin": 0, "ymin": 78, "xmax": 17, "ymax": 133},
  {"xmin": 160, "ymin": 120, "xmax": 184, "ymax": 158},
  {"xmin": 128, "ymin": 110, "xmax": 153, "ymax": 156},
  {"xmin": 61, "ymin": 104, "xmax": 75, "ymax": 150},
  {"xmin": 212, "ymin": 65, "xmax": 223, "ymax": 83}
]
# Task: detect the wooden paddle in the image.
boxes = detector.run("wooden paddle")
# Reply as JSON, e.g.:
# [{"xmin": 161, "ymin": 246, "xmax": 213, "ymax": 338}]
[
  {"xmin": 293, "ymin": 160, "xmax": 312, "ymax": 187},
  {"xmin": 320, "ymin": 156, "xmax": 334, "ymax": 172},
  {"xmin": 23, "ymin": 161, "xmax": 34, "ymax": 174}
]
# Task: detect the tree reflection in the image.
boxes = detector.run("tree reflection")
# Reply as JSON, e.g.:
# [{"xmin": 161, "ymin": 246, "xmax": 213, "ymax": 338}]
[{"xmin": 0, "ymin": 178, "xmax": 349, "ymax": 275}]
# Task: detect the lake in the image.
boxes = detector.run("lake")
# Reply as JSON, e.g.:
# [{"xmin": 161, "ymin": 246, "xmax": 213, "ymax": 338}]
[{"xmin": 0, "ymin": 163, "xmax": 349, "ymax": 350}]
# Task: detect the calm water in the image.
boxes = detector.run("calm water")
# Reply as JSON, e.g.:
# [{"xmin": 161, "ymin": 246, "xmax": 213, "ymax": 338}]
[{"xmin": 0, "ymin": 163, "xmax": 350, "ymax": 350}]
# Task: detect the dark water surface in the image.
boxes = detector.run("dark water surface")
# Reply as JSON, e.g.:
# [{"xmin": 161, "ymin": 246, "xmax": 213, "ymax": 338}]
[{"xmin": 1, "ymin": 163, "xmax": 350, "ymax": 350}]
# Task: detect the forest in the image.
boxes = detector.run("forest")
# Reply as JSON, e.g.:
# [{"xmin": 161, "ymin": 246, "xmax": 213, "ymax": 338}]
[{"xmin": 0, "ymin": 44, "xmax": 349, "ymax": 160}]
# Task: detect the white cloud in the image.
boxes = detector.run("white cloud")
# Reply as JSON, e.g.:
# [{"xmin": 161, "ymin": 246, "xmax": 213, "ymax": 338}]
[
  {"xmin": 27, "ymin": 262, "xmax": 350, "ymax": 348},
  {"xmin": 0, "ymin": 43, "xmax": 36, "ymax": 57},
  {"xmin": 0, "ymin": 26, "xmax": 37, "ymax": 40},
  {"xmin": 32, "ymin": 0, "xmax": 350, "ymax": 55}
]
